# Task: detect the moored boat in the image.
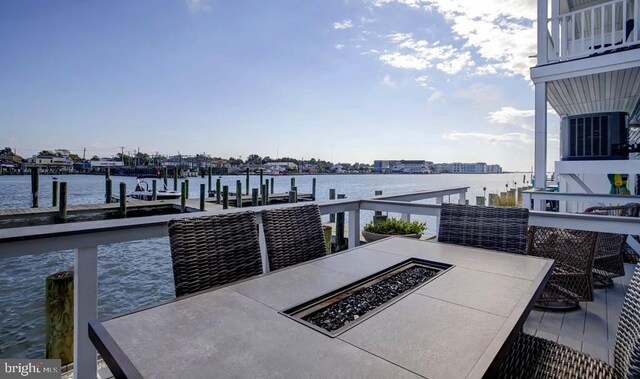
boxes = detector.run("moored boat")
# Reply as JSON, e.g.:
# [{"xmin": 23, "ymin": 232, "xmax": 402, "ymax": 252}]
[{"xmin": 129, "ymin": 176, "xmax": 181, "ymax": 201}]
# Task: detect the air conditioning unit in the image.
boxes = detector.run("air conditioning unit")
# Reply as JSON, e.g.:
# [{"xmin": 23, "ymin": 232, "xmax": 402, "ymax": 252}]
[{"xmin": 561, "ymin": 112, "xmax": 628, "ymax": 161}]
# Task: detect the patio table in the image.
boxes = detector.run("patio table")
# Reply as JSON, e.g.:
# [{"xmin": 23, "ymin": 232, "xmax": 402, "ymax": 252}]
[{"xmin": 89, "ymin": 237, "xmax": 553, "ymax": 379}]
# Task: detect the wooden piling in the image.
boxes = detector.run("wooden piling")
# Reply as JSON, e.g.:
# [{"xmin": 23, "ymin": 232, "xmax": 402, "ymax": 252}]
[
  {"xmin": 152, "ymin": 180, "xmax": 157, "ymax": 201},
  {"xmin": 185, "ymin": 179, "xmax": 189, "ymax": 199},
  {"xmin": 288, "ymin": 190, "xmax": 295, "ymax": 203},
  {"xmin": 208, "ymin": 167, "xmax": 212, "ymax": 192},
  {"xmin": 252, "ymin": 188, "xmax": 259, "ymax": 206},
  {"xmin": 119, "ymin": 182, "xmax": 126, "ymax": 217},
  {"xmin": 312, "ymin": 178, "xmax": 316, "ymax": 201},
  {"xmin": 336, "ymin": 194, "xmax": 346, "ymax": 252},
  {"xmin": 261, "ymin": 184, "xmax": 267, "ymax": 205},
  {"xmin": 245, "ymin": 168, "xmax": 250, "ymax": 195},
  {"xmin": 31, "ymin": 167, "xmax": 39, "ymax": 208},
  {"xmin": 59, "ymin": 182, "xmax": 67, "ymax": 221},
  {"xmin": 329, "ymin": 189, "xmax": 336, "ymax": 222},
  {"xmin": 259, "ymin": 170, "xmax": 264, "ymax": 193},
  {"xmin": 105, "ymin": 178, "xmax": 112, "ymax": 204},
  {"xmin": 270, "ymin": 178, "xmax": 274, "ymax": 194},
  {"xmin": 52, "ymin": 180, "xmax": 58, "ymax": 207},
  {"xmin": 173, "ymin": 170, "xmax": 178, "ymax": 191},
  {"xmin": 290, "ymin": 177, "xmax": 295, "ymax": 190},
  {"xmin": 163, "ymin": 167, "xmax": 168, "ymax": 187},
  {"xmin": 223, "ymin": 185, "xmax": 229, "ymax": 209},
  {"xmin": 216, "ymin": 178, "xmax": 221, "ymax": 204},
  {"xmin": 180, "ymin": 182, "xmax": 186, "ymax": 213},
  {"xmin": 199, "ymin": 184, "xmax": 205, "ymax": 211},
  {"xmin": 292, "ymin": 186, "xmax": 298, "ymax": 202},
  {"xmin": 265, "ymin": 180, "xmax": 270, "ymax": 200},
  {"xmin": 236, "ymin": 180, "xmax": 242, "ymax": 208},
  {"xmin": 45, "ymin": 270, "xmax": 74, "ymax": 366}
]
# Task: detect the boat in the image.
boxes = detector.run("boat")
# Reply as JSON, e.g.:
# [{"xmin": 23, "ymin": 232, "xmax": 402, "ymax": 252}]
[{"xmin": 129, "ymin": 176, "xmax": 181, "ymax": 201}]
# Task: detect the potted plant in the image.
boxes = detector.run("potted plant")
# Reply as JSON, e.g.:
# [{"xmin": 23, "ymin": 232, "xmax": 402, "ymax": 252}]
[{"xmin": 362, "ymin": 218, "xmax": 426, "ymax": 243}]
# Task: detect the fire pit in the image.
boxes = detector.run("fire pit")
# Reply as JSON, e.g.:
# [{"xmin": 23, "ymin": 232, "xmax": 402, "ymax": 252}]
[{"xmin": 282, "ymin": 258, "xmax": 452, "ymax": 336}]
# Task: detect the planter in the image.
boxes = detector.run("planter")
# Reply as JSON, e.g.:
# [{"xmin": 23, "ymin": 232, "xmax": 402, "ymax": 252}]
[{"xmin": 362, "ymin": 230, "xmax": 421, "ymax": 243}]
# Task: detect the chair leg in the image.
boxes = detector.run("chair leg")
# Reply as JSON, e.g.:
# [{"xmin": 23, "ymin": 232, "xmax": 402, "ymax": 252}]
[{"xmin": 533, "ymin": 300, "xmax": 581, "ymax": 312}]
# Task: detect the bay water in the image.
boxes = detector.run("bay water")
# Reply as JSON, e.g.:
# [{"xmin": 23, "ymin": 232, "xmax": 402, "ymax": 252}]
[{"xmin": 0, "ymin": 172, "xmax": 527, "ymax": 358}]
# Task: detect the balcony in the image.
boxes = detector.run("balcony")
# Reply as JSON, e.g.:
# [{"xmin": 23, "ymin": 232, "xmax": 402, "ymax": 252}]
[{"xmin": 1, "ymin": 188, "xmax": 639, "ymax": 377}]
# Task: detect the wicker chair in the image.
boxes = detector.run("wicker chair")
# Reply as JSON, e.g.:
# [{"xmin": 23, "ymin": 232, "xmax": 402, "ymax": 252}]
[
  {"xmin": 583, "ymin": 203, "xmax": 640, "ymax": 288},
  {"xmin": 168, "ymin": 212, "xmax": 263, "ymax": 297},
  {"xmin": 527, "ymin": 226, "xmax": 598, "ymax": 311},
  {"xmin": 437, "ymin": 203, "xmax": 529, "ymax": 254},
  {"xmin": 498, "ymin": 264, "xmax": 640, "ymax": 378},
  {"xmin": 261, "ymin": 204, "xmax": 327, "ymax": 271}
]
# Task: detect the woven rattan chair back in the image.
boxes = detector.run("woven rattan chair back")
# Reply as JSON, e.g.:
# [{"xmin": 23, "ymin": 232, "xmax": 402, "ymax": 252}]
[
  {"xmin": 437, "ymin": 203, "xmax": 529, "ymax": 254},
  {"xmin": 168, "ymin": 212, "xmax": 262, "ymax": 297},
  {"xmin": 527, "ymin": 226, "xmax": 598, "ymax": 303},
  {"xmin": 614, "ymin": 264, "xmax": 640, "ymax": 377},
  {"xmin": 261, "ymin": 204, "xmax": 327, "ymax": 271},
  {"xmin": 584, "ymin": 203, "xmax": 639, "ymax": 285}
]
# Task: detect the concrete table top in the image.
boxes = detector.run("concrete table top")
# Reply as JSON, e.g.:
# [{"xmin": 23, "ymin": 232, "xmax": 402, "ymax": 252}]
[{"xmin": 89, "ymin": 237, "xmax": 553, "ymax": 379}]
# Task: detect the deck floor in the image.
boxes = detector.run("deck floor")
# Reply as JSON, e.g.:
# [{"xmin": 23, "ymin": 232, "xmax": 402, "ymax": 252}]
[{"xmin": 524, "ymin": 263, "xmax": 636, "ymax": 364}]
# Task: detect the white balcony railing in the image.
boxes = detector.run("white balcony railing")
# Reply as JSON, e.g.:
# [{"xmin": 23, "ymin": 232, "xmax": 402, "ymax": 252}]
[
  {"xmin": 2, "ymin": 186, "xmax": 640, "ymax": 378},
  {"xmin": 548, "ymin": 0, "xmax": 639, "ymax": 61}
]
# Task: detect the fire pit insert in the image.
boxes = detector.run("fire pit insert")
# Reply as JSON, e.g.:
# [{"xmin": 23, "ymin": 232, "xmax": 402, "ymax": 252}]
[{"xmin": 281, "ymin": 258, "xmax": 453, "ymax": 337}]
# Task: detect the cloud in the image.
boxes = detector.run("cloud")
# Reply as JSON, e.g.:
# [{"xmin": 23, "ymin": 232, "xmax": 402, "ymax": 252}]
[
  {"xmin": 415, "ymin": 75, "xmax": 429, "ymax": 86},
  {"xmin": 427, "ymin": 90, "xmax": 444, "ymax": 104},
  {"xmin": 382, "ymin": 74, "xmax": 397, "ymax": 88},
  {"xmin": 335, "ymin": 44, "xmax": 346, "ymax": 50},
  {"xmin": 184, "ymin": 0, "xmax": 211, "ymax": 13},
  {"xmin": 442, "ymin": 131, "xmax": 532, "ymax": 144},
  {"xmin": 378, "ymin": 33, "xmax": 474, "ymax": 74},
  {"xmin": 454, "ymin": 83, "xmax": 502, "ymax": 109},
  {"xmin": 365, "ymin": 0, "xmax": 537, "ymax": 79},
  {"xmin": 333, "ymin": 19, "xmax": 354, "ymax": 29},
  {"xmin": 488, "ymin": 107, "xmax": 535, "ymax": 130}
]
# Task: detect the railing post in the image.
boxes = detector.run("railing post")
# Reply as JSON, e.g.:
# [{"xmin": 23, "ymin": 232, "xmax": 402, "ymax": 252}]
[
  {"xmin": 458, "ymin": 189, "xmax": 466, "ymax": 205},
  {"xmin": 348, "ymin": 208, "xmax": 360, "ymax": 248},
  {"xmin": 74, "ymin": 246, "xmax": 97, "ymax": 379},
  {"xmin": 336, "ymin": 194, "xmax": 346, "ymax": 251},
  {"xmin": 329, "ymin": 189, "xmax": 336, "ymax": 222},
  {"xmin": 522, "ymin": 192, "xmax": 532, "ymax": 210}
]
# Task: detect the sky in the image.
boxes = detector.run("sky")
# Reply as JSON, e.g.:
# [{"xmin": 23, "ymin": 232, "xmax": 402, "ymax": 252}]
[{"xmin": 0, "ymin": 0, "xmax": 560, "ymax": 171}]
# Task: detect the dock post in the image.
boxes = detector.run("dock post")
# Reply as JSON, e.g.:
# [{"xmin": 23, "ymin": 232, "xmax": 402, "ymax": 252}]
[
  {"xmin": 252, "ymin": 188, "xmax": 259, "ymax": 206},
  {"xmin": 105, "ymin": 167, "xmax": 110, "ymax": 180},
  {"xmin": 236, "ymin": 180, "xmax": 242, "ymax": 208},
  {"xmin": 312, "ymin": 178, "xmax": 316, "ymax": 201},
  {"xmin": 180, "ymin": 182, "xmax": 186, "ymax": 213},
  {"xmin": 105, "ymin": 178, "xmax": 112, "ymax": 203},
  {"xmin": 185, "ymin": 179, "xmax": 189, "ymax": 199},
  {"xmin": 216, "ymin": 178, "xmax": 221, "ymax": 204},
  {"xmin": 45, "ymin": 270, "xmax": 74, "ymax": 366},
  {"xmin": 200, "ymin": 184, "xmax": 205, "ymax": 211},
  {"xmin": 290, "ymin": 177, "xmax": 295, "ymax": 190},
  {"xmin": 292, "ymin": 186, "xmax": 298, "ymax": 202},
  {"xmin": 336, "ymin": 194, "xmax": 346, "ymax": 252},
  {"xmin": 59, "ymin": 182, "xmax": 68, "ymax": 221},
  {"xmin": 329, "ymin": 189, "xmax": 336, "ymax": 222},
  {"xmin": 223, "ymin": 185, "xmax": 229, "ymax": 209},
  {"xmin": 31, "ymin": 167, "xmax": 39, "ymax": 208},
  {"xmin": 208, "ymin": 167, "xmax": 212, "ymax": 192},
  {"xmin": 163, "ymin": 167, "xmax": 168, "ymax": 187},
  {"xmin": 173, "ymin": 169, "xmax": 178, "ymax": 191},
  {"xmin": 119, "ymin": 182, "xmax": 126, "ymax": 217},
  {"xmin": 288, "ymin": 190, "xmax": 295, "ymax": 203},
  {"xmin": 261, "ymin": 184, "xmax": 267, "ymax": 205},
  {"xmin": 270, "ymin": 178, "xmax": 274, "ymax": 194},
  {"xmin": 52, "ymin": 179, "xmax": 59, "ymax": 207},
  {"xmin": 152, "ymin": 180, "xmax": 157, "ymax": 201},
  {"xmin": 245, "ymin": 168, "xmax": 250, "ymax": 195},
  {"xmin": 476, "ymin": 196, "xmax": 486, "ymax": 206},
  {"xmin": 265, "ymin": 180, "xmax": 270, "ymax": 200},
  {"xmin": 259, "ymin": 170, "xmax": 264, "ymax": 193}
]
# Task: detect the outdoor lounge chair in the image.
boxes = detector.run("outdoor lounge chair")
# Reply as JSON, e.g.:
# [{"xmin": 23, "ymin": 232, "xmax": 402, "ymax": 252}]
[
  {"xmin": 261, "ymin": 204, "xmax": 327, "ymax": 271},
  {"xmin": 498, "ymin": 263, "xmax": 640, "ymax": 378},
  {"xmin": 527, "ymin": 226, "xmax": 598, "ymax": 311},
  {"xmin": 168, "ymin": 212, "xmax": 263, "ymax": 297},
  {"xmin": 584, "ymin": 203, "xmax": 640, "ymax": 288},
  {"xmin": 437, "ymin": 203, "xmax": 529, "ymax": 254}
]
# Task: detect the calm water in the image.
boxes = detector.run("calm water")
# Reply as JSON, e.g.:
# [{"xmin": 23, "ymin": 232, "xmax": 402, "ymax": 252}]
[{"xmin": 0, "ymin": 173, "xmax": 527, "ymax": 358}]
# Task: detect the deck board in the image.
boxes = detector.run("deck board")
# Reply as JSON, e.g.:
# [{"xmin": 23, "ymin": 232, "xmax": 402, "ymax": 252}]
[{"xmin": 525, "ymin": 263, "xmax": 635, "ymax": 365}]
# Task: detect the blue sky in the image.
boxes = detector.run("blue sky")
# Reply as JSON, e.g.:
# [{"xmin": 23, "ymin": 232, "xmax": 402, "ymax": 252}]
[{"xmin": 0, "ymin": 0, "xmax": 559, "ymax": 171}]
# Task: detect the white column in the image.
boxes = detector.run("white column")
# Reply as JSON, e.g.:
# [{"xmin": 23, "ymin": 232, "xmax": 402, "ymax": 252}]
[
  {"xmin": 538, "ymin": 0, "xmax": 549, "ymax": 64},
  {"xmin": 74, "ymin": 246, "xmax": 98, "ymax": 379},
  {"xmin": 551, "ymin": 0, "xmax": 560, "ymax": 59},
  {"xmin": 458, "ymin": 190, "xmax": 467, "ymax": 205},
  {"xmin": 534, "ymin": 82, "xmax": 548, "ymax": 191},
  {"xmin": 348, "ymin": 210, "xmax": 360, "ymax": 248}
]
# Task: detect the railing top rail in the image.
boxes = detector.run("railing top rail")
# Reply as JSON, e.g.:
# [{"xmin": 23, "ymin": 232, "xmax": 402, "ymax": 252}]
[
  {"xmin": 375, "ymin": 187, "xmax": 469, "ymax": 202},
  {"xmin": 529, "ymin": 209, "xmax": 640, "ymax": 234},
  {"xmin": 523, "ymin": 190, "xmax": 640, "ymax": 201}
]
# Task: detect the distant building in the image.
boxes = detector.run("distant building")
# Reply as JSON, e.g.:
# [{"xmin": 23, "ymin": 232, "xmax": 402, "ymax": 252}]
[
  {"xmin": 27, "ymin": 150, "xmax": 74, "ymax": 171},
  {"xmin": 433, "ymin": 162, "xmax": 502, "ymax": 174},
  {"xmin": 373, "ymin": 160, "xmax": 433, "ymax": 174},
  {"xmin": 267, "ymin": 162, "xmax": 298, "ymax": 172},
  {"xmin": 90, "ymin": 160, "xmax": 125, "ymax": 168}
]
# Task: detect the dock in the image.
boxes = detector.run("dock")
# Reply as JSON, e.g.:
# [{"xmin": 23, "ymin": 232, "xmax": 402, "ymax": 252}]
[{"xmin": 208, "ymin": 191, "xmax": 314, "ymax": 207}]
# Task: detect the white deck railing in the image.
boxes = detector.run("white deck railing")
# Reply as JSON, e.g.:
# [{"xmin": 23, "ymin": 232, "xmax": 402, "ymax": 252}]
[
  {"xmin": 548, "ymin": 0, "xmax": 639, "ymax": 61},
  {"xmin": 2, "ymin": 186, "xmax": 640, "ymax": 378}
]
